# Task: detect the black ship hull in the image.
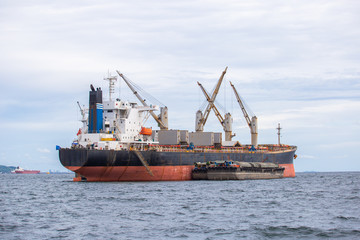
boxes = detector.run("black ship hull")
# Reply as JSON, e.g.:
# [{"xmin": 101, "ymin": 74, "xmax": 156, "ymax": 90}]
[{"xmin": 59, "ymin": 146, "xmax": 297, "ymax": 181}]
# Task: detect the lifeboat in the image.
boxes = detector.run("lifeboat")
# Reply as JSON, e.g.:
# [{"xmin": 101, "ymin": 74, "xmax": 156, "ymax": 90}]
[{"xmin": 140, "ymin": 127, "xmax": 152, "ymax": 135}]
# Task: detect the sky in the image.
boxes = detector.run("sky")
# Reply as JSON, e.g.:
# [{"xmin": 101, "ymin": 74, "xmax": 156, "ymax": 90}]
[{"xmin": 0, "ymin": 0, "xmax": 359, "ymax": 172}]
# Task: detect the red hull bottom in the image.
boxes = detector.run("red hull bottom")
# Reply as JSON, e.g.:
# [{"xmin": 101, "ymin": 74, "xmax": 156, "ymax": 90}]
[
  {"xmin": 280, "ymin": 164, "xmax": 295, "ymax": 178},
  {"xmin": 67, "ymin": 164, "xmax": 295, "ymax": 182}
]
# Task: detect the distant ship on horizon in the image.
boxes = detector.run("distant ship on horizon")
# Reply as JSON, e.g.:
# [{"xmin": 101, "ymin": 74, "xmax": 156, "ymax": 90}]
[{"xmin": 11, "ymin": 166, "xmax": 40, "ymax": 174}]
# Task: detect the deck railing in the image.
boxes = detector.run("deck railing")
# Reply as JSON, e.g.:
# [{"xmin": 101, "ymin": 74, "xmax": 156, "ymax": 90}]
[{"xmin": 145, "ymin": 144, "xmax": 296, "ymax": 153}]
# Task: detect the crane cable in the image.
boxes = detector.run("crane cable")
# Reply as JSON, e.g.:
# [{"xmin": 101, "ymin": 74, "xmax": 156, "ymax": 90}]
[
  {"xmin": 234, "ymin": 88, "xmax": 255, "ymax": 117},
  {"xmin": 198, "ymin": 83, "xmax": 227, "ymax": 114},
  {"xmin": 124, "ymin": 76, "xmax": 166, "ymax": 107}
]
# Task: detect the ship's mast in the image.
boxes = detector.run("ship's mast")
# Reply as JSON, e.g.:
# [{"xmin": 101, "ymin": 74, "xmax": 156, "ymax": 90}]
[
  {"xmin": 277, "ymin": 123, "xmax": 281, "ymax": 145},
  {"xmin": 104, "ymin": 73, "xmax": 118, "ymax": 101}
]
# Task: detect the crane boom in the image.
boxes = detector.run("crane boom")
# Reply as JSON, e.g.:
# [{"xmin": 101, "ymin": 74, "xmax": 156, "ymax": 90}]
[
  {"xmin": 196, "ymin": 67, "xmax": 227, "ymax": 131},
  {"xmin": 77, "ymin": 101, "xmax": 87, "ymax": 126},
  {"xmin": 229, "ymin": 81, "xmax": 251, "ymax": 127},
  {"xmin": 230, "ymin": 81, "xmax": 258, "ymax": 147},
  {"xmin": 77, "ymin": 101, "xmax": 83, "ymax": 114},
  {"xmin": 116, "ymin": 70, "xmax": 168, "ymax": 130},
  {"xmin": 198, "ymin": 81, "xmax": 234, "ymax": 141},
  {"xmin": 197, "ymin": 82, "xmax": 224, "ymax": 124}
]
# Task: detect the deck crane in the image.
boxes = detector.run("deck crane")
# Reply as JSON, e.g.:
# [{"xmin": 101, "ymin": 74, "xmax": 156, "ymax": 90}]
[
  {"xmin": 229, "ymin": 81, "xmax": 258, "ymax": 148},
  {"xmin": 116, "ymin": 70, "xmax": 168, "ymax": 130},
  {"xmin": 197, "ymin": 82, "xmax": 234, "ymax": 141},
  {"xmin": 195, "ymin": 67, "xmax": 230, "ymax": 136},
  {"xmin": 77, "ymin": 101, "xmax": 88, "ymax": 133}
]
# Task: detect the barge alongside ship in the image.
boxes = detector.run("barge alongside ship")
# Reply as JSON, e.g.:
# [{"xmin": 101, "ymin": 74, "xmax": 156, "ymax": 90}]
[
  {"xmin": 192, "ymin": 161, "xmax": 285, "ymax": 180},
  {"xmin": 58, "ymin": 68, "xmax": 297, "ymax": 182}
]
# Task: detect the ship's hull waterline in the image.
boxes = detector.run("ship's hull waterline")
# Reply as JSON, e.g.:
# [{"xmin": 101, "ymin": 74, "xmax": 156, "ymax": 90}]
[{"xmin": 59, "ymin": 147, "xmax": 296, "ymax": 181}]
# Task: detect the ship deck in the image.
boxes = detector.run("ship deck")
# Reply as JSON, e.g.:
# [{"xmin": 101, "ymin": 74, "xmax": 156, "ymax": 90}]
[{"xmin": 139, "ymin": 144, "xmax": 297, "ymax": 154}]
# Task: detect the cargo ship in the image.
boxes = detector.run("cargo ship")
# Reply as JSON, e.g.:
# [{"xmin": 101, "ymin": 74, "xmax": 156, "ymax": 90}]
[
  {"xmin": 11, "ymin": 166, "xmax": 40, "ymax": 174},
  {"xmin": 58, "ymin": 68, "xmax": 297, "ymax": 182}
]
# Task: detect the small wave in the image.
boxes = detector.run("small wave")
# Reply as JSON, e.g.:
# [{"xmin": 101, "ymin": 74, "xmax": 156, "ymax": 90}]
[
  {"xmin": 336, "ymin": 215, "xmax": 358, "ymax": 221},
  {"xmin": 219, "ymin": 197, "xmax": 231, "ymax": 203},
  {"xmin": 93, "ymin": 196, "xmax": 117, "ymax": 201},
  {"xmin": 214, "ymin": 229, "xmax": 233, "ymax": 236},
  {"xmin": 57, "ymin": 226, "xmax": 75, "ymax": 232},
  {"xmin": 255, "ymin": 225, "xmax": 318, "ymax": 238},
  {"xmin": 38, "ymin": 224, "xmax": 50, "ymax": 229},
  {"xmin": 316, "ymin": 228, "xmax": 360, "ymax": 238},
  {"xmin": 163, "ymin": 232, "xmax": 189, "ymax": 239},
  {"xmin": 13, "ymin": 212, "xmax": 32, "ymax": 217},
  {"xmin": 255, "ymin": 225, "xmax": 360, "ymax": 239},
  {"xmin": 140, "ymin": 212, "xmax": 163, "ymax": 217},
  {"xmin": 124, "ymin": 197, "xmax": 147, "ymax": 202},
  {"xmin": 83, "ymin": 232, "xmax": 100, "ymax": 238},
  {"xmin": 173, "ymin": 233, "xmax": 188, "ymax": 238},
  {"xmin": 175, "ymin": 211, "xmax": 185, "ymax": 215},
  {"xmin": 268, "ymin": 200, "xmax": 279, "ymax": 205},
  {"xmin": 346, "ymin": 196, "xmax": 360, "ymax": 200},
  {"xmin": 0, "ymin": 224, "xmax": 18, "ymax": 232}
]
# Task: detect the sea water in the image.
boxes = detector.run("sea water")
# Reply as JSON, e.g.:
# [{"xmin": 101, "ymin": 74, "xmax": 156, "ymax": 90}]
[{"xmin": 1, "ymin": 172, "xmax": 360, "ymax": 239}]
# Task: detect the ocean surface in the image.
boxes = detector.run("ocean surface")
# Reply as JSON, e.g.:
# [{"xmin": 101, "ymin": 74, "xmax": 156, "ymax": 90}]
[{"xmin": 1, "ymin": 172, "xmax": 360, "ymax": 240}]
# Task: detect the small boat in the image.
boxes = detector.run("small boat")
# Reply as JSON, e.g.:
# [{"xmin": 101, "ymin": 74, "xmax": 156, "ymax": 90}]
[
  {"xmin": 192, "ymin": 161, "xmax": 284, "ymax": 180},
  {"xmin": 11, "ymin": 166, "xmax": 40, "ymax": 174}
]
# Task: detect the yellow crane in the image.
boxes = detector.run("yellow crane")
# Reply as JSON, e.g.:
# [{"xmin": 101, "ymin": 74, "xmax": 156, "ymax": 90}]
[
  {"xmin": 197, "ymin": 81, "xmax": 234, "ymax": 141},
  {"xmin": 195, "ymin": 67, "xmax": 234, "ymax": 141},
  {"xmin": 195, "ymin": 67, "xmax": 227, "ymax": 132},
  {"xmin": 229, "ymin": 81, "xmax": 258, "ymax": 147}
]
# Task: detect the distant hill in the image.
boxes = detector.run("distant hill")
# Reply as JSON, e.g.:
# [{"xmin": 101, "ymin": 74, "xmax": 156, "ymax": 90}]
[{"xmin": 0, "ymin": 165, "xmax": 16, "ymax": 173}]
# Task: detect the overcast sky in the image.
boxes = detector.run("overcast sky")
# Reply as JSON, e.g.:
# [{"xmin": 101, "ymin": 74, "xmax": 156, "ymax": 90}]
[{"xmin": 0, "ymin": 0, "xmax": 359, "ymax": 172}]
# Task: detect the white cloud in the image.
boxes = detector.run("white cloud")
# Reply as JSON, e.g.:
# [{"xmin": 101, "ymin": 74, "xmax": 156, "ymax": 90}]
[
  {"xmin": 318, "ymin": 141, "xmax": 360, "ymax": 149},
  {"xmin": 258, "ymin": 99, "xmax": 360, "ymax": 130},
  {"xmin": 37, "ymin": 148, "xmax": 51, "ymax": 153},
  {"xmin": 0, "ymin": 120, "xmax": 78, "ymax": 132},
  {"xmin": 300, "ymin": 155, "xmax": 316, "ymax": 159}
]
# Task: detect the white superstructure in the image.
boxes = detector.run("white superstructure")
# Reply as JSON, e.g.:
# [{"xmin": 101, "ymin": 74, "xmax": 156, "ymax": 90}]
[{"xmin": 73, "ymin": 74, "xmax": 160, "ymax": 150}]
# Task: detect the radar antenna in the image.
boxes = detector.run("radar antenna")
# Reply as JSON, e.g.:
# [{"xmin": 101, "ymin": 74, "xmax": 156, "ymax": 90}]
[
  {"xmin": 277, "ymin": 123, "xmax": 282, "ymax": 146},
  {"xmin": 104, "ymin": 73, "xmax": 118, "ymax": 101}
]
